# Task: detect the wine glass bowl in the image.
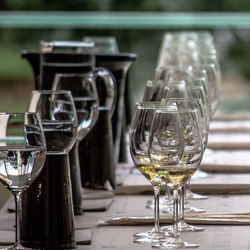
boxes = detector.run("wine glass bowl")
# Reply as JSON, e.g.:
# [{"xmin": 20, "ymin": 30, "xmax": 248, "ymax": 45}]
[
  {"xmin": 28, "ymin": 90, "xmax": 78, "ymax": 153},
  {"xmin": 0, "ymin": 112, "xmax": 46, "ymax": 250},
  {"xmin": 52, "ymin": 73, "xmax": 99, "ymax": 141}
]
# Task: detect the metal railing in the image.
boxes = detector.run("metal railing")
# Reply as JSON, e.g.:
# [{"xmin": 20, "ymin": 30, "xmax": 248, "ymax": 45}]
[{"xmin": 1, "ymin": 11, "xmax": 250, "ymax": 29}]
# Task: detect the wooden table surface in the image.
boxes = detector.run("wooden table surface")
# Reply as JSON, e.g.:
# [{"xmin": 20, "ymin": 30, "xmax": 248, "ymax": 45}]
[{"xmin": 1, "ymin": 167, "xmax": 250, "ymax": 250}]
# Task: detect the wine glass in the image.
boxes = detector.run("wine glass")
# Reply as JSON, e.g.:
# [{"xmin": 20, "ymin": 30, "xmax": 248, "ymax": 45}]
[
  {"xmin": 161, "ymin": 99, "xmax": 206, "ymax": 233},
  {"xmin": 129, "ymin": 102, "xmax": 170, "ymax": 244},
  {"xmin": 83, "ymin": 36, "xmax": 119, "ymax": 54},
  {"xmin": 52, "ymin": 73, "xmax": 99, "ymax": 214},
  {"xmin": 0, "ymin": 112, "xmax": 46, "ymax": 250},
  {"xmin": 149, "ymin": 107, "xmax": 203, "ymax": 248},
  {"xmin": 21, "ymin": 90, "xmax": 78, "ymax": 249},
  {"xmin": 29, "ymin": 90, "xmax": 78, "ymax": 153},
  {"xmin": 151, "ymin": 79, "xmax": 208, "ymax": 214},
  {"xmin": 143, "ymin": 79, "xmax": 209, "ymax": 210}
]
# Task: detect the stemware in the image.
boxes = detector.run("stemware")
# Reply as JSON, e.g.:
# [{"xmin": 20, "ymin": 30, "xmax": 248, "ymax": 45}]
[
  {"xmin": 20, "ymin": 90, "xmax": 78, "ymax": 249},
  {"xmin": 150, "ymin": 78, "xmax": 208, "ymax": 212},
  {"xmin": 0, "ymin": 112, "xmax": 46, "ymax": 250},
  {"xmin": 52, "ymin": 73, "xmax": 99, "ymax": 214},
  {"xmin": 149, "ymin": 107, "xmax": 203, "ymax": 248},
  {"xmin": 161, "ymin": 99, "xmax": 206, "ymax": 233},
  {"xmin": 129, "ymin": 102, "xmax": 169, "ymax": 244},
  {"xmin": 83, "ymin": 36, "xmax": 119, "ymax": 54},
  {"xmin": 143, "ymin": 79, "xmax": 209, "ymax": 209}
]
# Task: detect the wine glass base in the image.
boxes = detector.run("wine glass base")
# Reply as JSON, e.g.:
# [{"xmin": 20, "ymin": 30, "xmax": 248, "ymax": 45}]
[
  {"xmin": 134, "ymin": 236, "xmax": 168, "ymax": 244},
  {"xmin": 192, "ymin": 169, "xmax": 211, "ymax": 179},
  {"xmin": 185, "ymin": 205, "xmax": 206, "ymax": 214},
  {"xmin": 177, "ymin": 221, "xmax": 205, "ymax": 232},
  {"xmin": 186, "ymin": 191, "xmax": 208, "ymax": 200},
  {"xmin": 134, "ymin": 228, "xmax": 169, "ymax": 239},
  {"xmin": 152, "ymin": 237, "xmax": 199, "ymax": 249},
  {"xmin": 162, "ymin": 221, "xmax": 205, "ymax": 233},
  {"xmin": 6, "ymin": 242, "xmax": 27, "ymax": 250}
]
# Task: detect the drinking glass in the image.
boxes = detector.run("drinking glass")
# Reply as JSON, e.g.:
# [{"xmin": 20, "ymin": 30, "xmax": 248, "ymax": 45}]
[
  {"xmin": 29, "ymin": 90, "xmax": 78, "ymax": 153},
  {"xmin": 149, "ymin": 107, "xmax": 203, "ymax": 248},
  {"xmin": 149, "ymin": 78, "xmax": 208, "ymax": 210},
  {"xmin": 83, "ymin": 36, "xmax": 119, "ymax": 54},
  {"xmin": 144, "ymin": 79, "xmax": 209, "ymax": 206},
  {"xmin": 52, "ymin": 73, "xmax": 99, "ymax": 214},
  {"xmin": 161, "ymin": 99, "xmax": 206, "ymax": 232},
  {"xmin": 0, "ymin": 112, "xmax": 46, "ymax": 250},
  {"xmin": 129, "ymin": 102, "xmax": 170, "ymax": 243}
]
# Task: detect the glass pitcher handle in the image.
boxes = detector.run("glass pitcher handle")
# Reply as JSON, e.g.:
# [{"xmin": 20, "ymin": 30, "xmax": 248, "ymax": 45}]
[{"xmin": 95, "ymin": 67, "xmax": 117, "ymax": 116}]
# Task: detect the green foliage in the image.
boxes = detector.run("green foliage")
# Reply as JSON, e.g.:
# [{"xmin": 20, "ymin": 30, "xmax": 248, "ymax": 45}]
[
  {"xmin": 3, "ymin": 0, "xmax": 100, "ymax": 11},
  {"xmin": 228, "ymin": 37, "xmax": 250, "ymax": 80},
  {"xmin": 1, "ymin": 0, "xmax": 250, "ymax": 11}
]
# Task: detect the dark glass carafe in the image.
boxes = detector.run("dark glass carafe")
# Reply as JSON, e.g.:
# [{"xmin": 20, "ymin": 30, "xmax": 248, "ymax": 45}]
[
  {"xmin": 21, "ymin": 90, "xmax": 77, "ymax": 249},
  {"xmin": 21, "ymin": 154, "xmax": 76, "ymax": 249},
  {"xmin": 79, "ymin": 107, "xmax": 115, "ymax": 189}
]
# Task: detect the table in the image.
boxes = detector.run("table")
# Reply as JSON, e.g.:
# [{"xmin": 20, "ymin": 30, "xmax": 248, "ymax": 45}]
[{"xmin": 1, "ymin": 168, "xmax": 250, "ymax": 249}]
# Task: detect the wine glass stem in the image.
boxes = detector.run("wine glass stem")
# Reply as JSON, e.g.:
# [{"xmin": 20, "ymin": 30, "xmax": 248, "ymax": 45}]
[
  {"xmin": 153, "ymin": 185, "xmax": 161, "ymax": 233},
  {"xmin": 172, "ymin": 188, "xmax": 180, "ymax": 239},
  {"xmin": 179, "ymin": 186, "xmax": 185, "ymax": 224},
  {"xmin": 13, "ymin": 190, "xmax": 22, "ymax": 246},
  {"xmin": 164, "ymin": 185, "xmax": 171, "ymax": 203}
]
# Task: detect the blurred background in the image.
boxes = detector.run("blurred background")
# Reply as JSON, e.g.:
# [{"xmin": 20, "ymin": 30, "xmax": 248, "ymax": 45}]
[{"xmin": 1, "ymin": 0, "xmax": 250, "ymax": 205}]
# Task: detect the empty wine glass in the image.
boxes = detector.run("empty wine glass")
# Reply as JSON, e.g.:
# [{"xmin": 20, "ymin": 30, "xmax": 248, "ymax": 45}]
[
  {"xmin": 0, "ymin": 112, "xmax": 46, "ymax": 250},
  {"xmin": 52, "ymin": 73, "xmax": 99, "ymax": 214},
  {"xmin": 83, "ymin": 36, "xmax": 119, "ymax": 54},
  {"xmin": 149, "ymin": 107, "xmax": 203, "ymax": 248}
]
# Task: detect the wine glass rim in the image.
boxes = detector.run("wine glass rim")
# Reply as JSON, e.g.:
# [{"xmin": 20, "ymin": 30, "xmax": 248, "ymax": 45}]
[
  {"xmin": 163, "ymin": 97, "xmax": 201, "ymax": 102},
  {"xmin": 40, "ymin": 40, "xmax": 94, "ymax": 49},
  {"xmin": 135, "ymin": 101, "xmax": 177, "ymax": 110},
  {"xmin": 54, "ymin": 72, "xmax": 94, "ymax": 78},
  {"xmin": 0, "ymin": 112, "xmax": 39, "ymax": 116},
  {"xmin": 32, "ymin": 90, "xmax": 72, "ymax": 95}
]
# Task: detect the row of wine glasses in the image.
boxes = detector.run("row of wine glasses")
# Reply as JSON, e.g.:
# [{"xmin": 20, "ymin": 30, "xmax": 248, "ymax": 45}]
[
  {"xmin": 129, "ymin": 31, "xmax": 220, "ymax": 248},
  {"xmin": 154, "ymin": 30, "xmax": 219, "ymax": 209},
  {"xmin": 130, "ymin": 101, "xmax": 203, "ymax": 248}
]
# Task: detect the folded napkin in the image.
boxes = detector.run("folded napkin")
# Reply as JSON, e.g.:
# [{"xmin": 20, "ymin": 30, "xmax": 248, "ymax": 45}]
[
  {"xmin": 190, "ymin": 183, "xmax": 250, "ymax": 195},
  {"xmin": 98, "ymin": 212, "xmax": 250, "ymax": 226},
  {"xmin": 200, "ymin": 164, "xmax": 250, "ymax": 173},
  {"xmin": 115, "ymin": 183, "xmax": 250, "ymax": 195},
  {"xmin": 207, "ymin": 143, "xmax": 250, "ymax": 150},
  {"xmin": 207, "ymin": 133, "xmax": 250, "ymax": 150},
  {"xmin": 200, "ymin": 149, "xmax": 250, "ymax": 173},
  {"xmin": 115, "ymin": 184, "xmax": 157, "ymax": 195},
  {"xmin": 209, "ymin": 120, "xmax": 250, "ymax": 133},
  {"xmin": 213, "ymin": 112, "xmax": 250, "ymax": 121}
]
